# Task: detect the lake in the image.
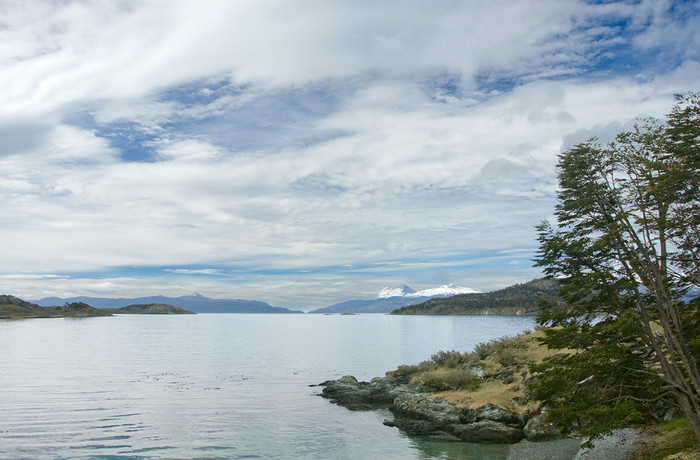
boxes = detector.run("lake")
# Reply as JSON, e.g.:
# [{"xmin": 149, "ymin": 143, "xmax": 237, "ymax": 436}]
[{"xmin": 0, "ymin": 313, "xmax": 577, "ymax": 459}]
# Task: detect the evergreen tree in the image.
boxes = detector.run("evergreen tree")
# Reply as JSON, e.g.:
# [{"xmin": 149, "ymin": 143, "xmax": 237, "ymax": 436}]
[{"xmin": 531, "ymin": 93, "xmax": 700, "ymax": 443}]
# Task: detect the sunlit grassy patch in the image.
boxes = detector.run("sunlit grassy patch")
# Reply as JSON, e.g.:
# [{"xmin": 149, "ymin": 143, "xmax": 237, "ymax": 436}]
[{"xmin": 631, "ymin": 417, "xmax": 699, "ymax": 460}]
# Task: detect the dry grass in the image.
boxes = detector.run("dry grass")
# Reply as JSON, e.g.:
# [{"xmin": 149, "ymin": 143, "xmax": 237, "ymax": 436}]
[
  {"xmin": 0, "ymin": 304, "xmax": 39, "ymax": 318},
  {"xmin": 426, "ymin": 330, "xmax": 575, "ymax": 413}
]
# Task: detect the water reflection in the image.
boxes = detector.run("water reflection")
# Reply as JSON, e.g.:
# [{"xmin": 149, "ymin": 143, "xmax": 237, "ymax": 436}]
[{"xmin": 411, "ymin": 437, "xmax": 581, "ymax": 460}]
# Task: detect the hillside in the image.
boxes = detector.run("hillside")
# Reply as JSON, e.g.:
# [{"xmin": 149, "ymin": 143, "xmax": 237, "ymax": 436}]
[
  {"xmin": 309, "ymin": 284, "xmax": 480, "ymax": 314},
  {"xmin": 37, "ymin": 294, "xmax": 303, "ymax": 314},
  {"xmin": 390, "ymin": 278, "xmax": 559, "ymax": 315},
  {"xmin": 103, "ymin": 303, "xmax": 195, "ymax": 314},
  {"xmin": 0, "ymin": 295, "xmax": 112, "ymax": 319},
  {"xmin": 310, "ymin": 296, "xmax": 437, "ymax": 314}
]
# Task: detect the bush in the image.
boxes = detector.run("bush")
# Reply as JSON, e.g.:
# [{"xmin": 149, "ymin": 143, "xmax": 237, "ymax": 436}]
[
  {"xmin": 412, "ymin": 368, "xmax": 480, "ymax": 391},
  {"xmin": 430, "ymin": 350, "xmax": 468, "ymax": 368}
]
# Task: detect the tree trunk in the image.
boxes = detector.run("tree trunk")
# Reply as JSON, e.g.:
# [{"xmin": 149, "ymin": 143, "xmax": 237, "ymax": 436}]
[{"xmin": 677, "ymin": 392, "xmax": 700, "ymax": 443}]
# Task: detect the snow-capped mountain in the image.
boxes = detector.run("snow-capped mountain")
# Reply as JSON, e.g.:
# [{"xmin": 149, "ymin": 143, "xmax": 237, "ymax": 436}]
[
  {"xmin": 375, "ymin": 283, "xmax": 479, "ymax": 299},
  {"xmin": 310, "ymin": 283, "xmax": 480, "ymax": 314},
  {"xmin": 374, "ymin": 284, "xmax": 417, "ymax": 298}
]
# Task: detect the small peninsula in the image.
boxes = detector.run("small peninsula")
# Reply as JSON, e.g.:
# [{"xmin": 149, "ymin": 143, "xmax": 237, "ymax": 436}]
[
  {"xmin": 319, "ymin": 329, "xmax": 696, "ymax": 457},
  {"xmin": 320, "ymin": 330, "xmax": 560, "ymax": 444},
  {"xmin": 390, "ymin": 278, "xmax": 559, "ymax": 315},
  {"xmin": 0, "ymin": 295, "xmax": 112, "ymax": 319},
  {"xmin": 0, "ymin": 295, "xmax": 195, "ymax": 318},
  {"xmin": 102, "ymin": 303, "xmax": 195, "ymax": 315}
]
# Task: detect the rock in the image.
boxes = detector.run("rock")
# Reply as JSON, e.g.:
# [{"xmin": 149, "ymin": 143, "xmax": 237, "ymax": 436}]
[
  {"xmin": 475, "ymin": 403, "xmax": 520, "ymax": 425},
  {"xmin": 426, "ymin": 432, "xmax": 462, "ymax": 442},
  {"xmin": 453, "ymin": 420, "xmax": 525, "ymax": 444},
  {"xmin": 392, "ymin": 394, "xmax": 463, "ymax": 425},
  {"xmin": 320, "ymin": 375, "xmax": 548, "ymax": 445},
  {"xmin": 495, "ymin": 370, "xmax": 515, "ymax": 382},
  {"xmin": 384, "ymin": 418, "xmax": 437, "ymax": 436},
  {"xmin": 319, "ymin": 375, "xmax": 427, "ymax": 411},
  {"xmin": 469, "ymin": 365, "xmax": 485, "ymax": 378},
  {"xmin": 523, "ymin": 414, "xmax": 561, "ymax": 441}
]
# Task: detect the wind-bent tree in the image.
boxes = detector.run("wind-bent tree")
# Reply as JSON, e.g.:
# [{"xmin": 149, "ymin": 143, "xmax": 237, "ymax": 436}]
[{"xmin": 531, "ymin": 93, "xmax": 700, "ymax": 443}]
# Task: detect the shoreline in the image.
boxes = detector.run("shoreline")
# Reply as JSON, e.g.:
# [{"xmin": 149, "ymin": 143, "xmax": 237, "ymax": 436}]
[{"xmin": 318, "ymin": 328, "xmax": 696, "ymax": 458}]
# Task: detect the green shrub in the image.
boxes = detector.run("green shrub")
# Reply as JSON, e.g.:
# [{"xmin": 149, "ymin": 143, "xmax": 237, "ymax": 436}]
[
  {"xmin": 430, "ymin": 350, "xmax": 467, "ymax": 368},
  {"xmin": 413, "ymin": 368, "xmax": 480, "ymax": 391}
]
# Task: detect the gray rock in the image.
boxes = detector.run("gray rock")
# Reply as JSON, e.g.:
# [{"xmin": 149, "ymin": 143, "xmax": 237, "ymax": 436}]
[
  {"xmin": 319, "ymin": 375, "xmax": 430, "ymax": 411},
  {"xmin": 469, "ymin": 364, "xmax": 485, "ymax": 378},
  {"xmin": 392, "ymin": 393, "xmax": 463, "ymax": 425},
  {"xmin": 475, "ymin": 403, "xmax": 520, "ymax": 425},
  {"xmin": 320, "ymin": 374, "xmax": 564, "ymax": 446},
  {"xmin": 384, "ymin": 418, "xmax": 440, "ymax": 436},
  {"xmin": 320, "ymin": 375, "xmax": 401, "ymax": 410},
  {"xmin": 523, "ymin": 414, "xmax": 561, "ymax": 441},
  {"xmin": 453, "ymin": 420, "xmax": 525, "ymax": 444}
]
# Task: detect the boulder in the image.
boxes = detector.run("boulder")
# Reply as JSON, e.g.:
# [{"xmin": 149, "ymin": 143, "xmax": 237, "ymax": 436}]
[
  {"xmin": 475, "ymin": 403, "xmax": 520, "ymax": 425},
  {"xmin": 391, "ymin": 393, "xmax": 463, "ymax": 425},
  {"xmin": 319, "ymin": 375, "xmax": 425, "ymax": 411},
  {"xmin": 523, "ymin": 414, "xmax": 561, "ymax": 441}
]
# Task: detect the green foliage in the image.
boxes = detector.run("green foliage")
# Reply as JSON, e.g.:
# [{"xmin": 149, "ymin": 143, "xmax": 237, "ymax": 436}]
[
  {"xmin": 416, "ymin": 368, "xmax": 481, "ymax": 391},
  {"xmin": 390, "ymin": 332, "xmax": 538, "ymax": 392},
  {"xmin": 392, "ymin": 353, "xmax": 481, "ymax": 391},
  {"xmin": 429, "ymin": 350, "xmax": 471, "ymax": 368},
  {"xmin": 530, "ymin": 317, "xmax": 664, "ymax": 438},
  {"xmin": 532, "ymin": 93, "xmax": 700, "ymax": 443}
]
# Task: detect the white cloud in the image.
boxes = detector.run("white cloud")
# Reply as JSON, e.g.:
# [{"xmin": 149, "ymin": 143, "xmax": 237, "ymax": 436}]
[
  {"xmin": 164, "ymin": 268, "xmax": 224, "ymax": 275},
  {"xmin": 1, "ymin": 0, "xmax": 679, "ymax": 117},
  {"xmin": 0, "ymin": 1, "xmax": 698, "ymax": 305}
]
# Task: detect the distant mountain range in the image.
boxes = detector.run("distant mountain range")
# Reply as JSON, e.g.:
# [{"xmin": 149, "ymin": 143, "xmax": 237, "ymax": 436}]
[
  {"xmin": 33, "ymin": 284, "xmax": 478, "ymax": 315},
  {"xmin": 309, "ymin": 284, "xmax": 480, "ymax": 314},
  {"xmin": 35, "ymin": 293, "xmax": 303, "ymax": 314}
]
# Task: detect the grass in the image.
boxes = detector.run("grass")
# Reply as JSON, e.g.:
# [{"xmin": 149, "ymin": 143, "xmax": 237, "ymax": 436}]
[
  {"xmin": 386, "ymin": 329, "xmax": 573, "ymax": 411},
  {"xmin": 0, "ymin": 304, "xmax": 39, "ymax": 318},
  {"xmin": 631, "ymin": 418, "xmax": 700, "ymax": 460}
]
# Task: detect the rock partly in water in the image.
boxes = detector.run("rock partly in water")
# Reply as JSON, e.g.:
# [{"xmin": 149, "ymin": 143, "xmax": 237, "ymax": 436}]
[
  {"xmin": 319, "ymin": 375, "xmax": 546, "ymax": 444},
  {"xmin": 319, "ymin": 375, "xmax": 425, "ymax": 411},
  {"xmin": 475, "ymin": 403, "xmax": 520, "ymax": 425},
  {"xmin": 453, "ymin": 420, "xmax": 525, "ymax": 444},
  {"xmin": 523, "ymin": 413, "xmax": 561, "ymax": 441},
  {"xmin": 392, "ymin": 393, "xmax": 465, "ymax": 425}
]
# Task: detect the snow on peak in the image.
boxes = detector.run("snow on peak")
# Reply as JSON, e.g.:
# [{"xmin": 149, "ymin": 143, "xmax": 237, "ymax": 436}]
[
  {"xmin": 411, "ymin": 284, "xmax": 479, "ymax": 297},
  {"xmin": 184, "ymin": 292, "xmax": 211, "ymax": 300},
  {"xmin": 375, "ymin": 284, "xmax": 417, "ymax": 299},
  {"xmin": 373, "ymin": 283, "xmax": 479, "ymax": 299}
]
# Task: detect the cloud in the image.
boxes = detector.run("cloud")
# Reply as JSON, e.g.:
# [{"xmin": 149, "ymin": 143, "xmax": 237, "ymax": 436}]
[
  {"xmin": 2, "ymin": 0, "xmax": 685, "ymax": 117},
  {"xmin": 0, "ymin": 119, "xmax": 53, "ymax": 157},
  {"xmin": 0, "ymin": 1, "xmax": 698, "ymax": 306},
  {"xmin": 164, "ymin": 268, "xmax": 225, "ymax": 276}
]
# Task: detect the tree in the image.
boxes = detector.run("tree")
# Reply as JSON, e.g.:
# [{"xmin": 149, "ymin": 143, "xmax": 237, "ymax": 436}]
[{"xmin": 531, "ymin": 93, "xmax": 700, "ymax": 444}]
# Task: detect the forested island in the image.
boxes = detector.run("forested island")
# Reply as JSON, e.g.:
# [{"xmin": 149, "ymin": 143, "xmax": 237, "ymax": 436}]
[
  {"xmin": 0, "ymin": 295, "xmax": 112, "ymax": 318},
  {"xmin": 0, "ymin": 295, "xmax": 194, "ymax": 318},
  {"xmin": 391, "ymin": 278, "xmax": 559, "ymax": 315},
  {"xmin": 101, "ymin": 303, "xmax": 195, "ymax": 315}
]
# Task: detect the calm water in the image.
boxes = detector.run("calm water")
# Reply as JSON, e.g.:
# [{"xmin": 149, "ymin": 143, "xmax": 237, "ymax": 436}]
[{"xmin": 0, "ymin": 313, "xmax": 572, "ymax": 459}]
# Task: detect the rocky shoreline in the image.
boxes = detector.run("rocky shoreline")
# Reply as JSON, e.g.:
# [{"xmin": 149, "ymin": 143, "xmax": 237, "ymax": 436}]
[{"xmin": 319, "ymin": 375, "xmax": 559, "ymax": 444}]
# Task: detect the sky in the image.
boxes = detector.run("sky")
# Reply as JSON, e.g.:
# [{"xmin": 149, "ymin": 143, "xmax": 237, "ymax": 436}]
[{"xmin": 1, "ymin": 0, "xmax": 699, "ymax": 310}]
